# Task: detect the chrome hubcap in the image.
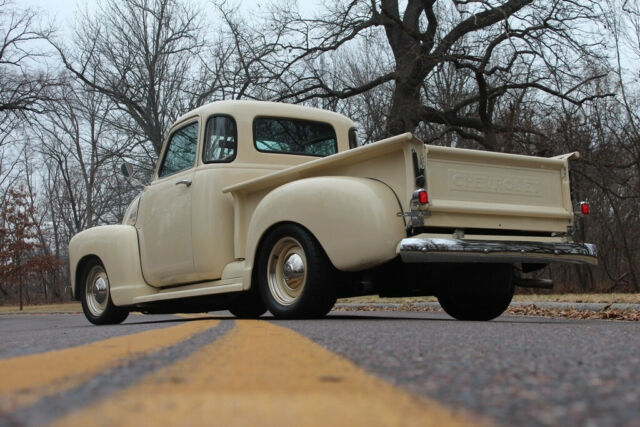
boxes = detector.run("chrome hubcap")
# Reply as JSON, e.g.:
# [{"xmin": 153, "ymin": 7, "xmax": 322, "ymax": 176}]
[
  {"xmin": 85, "ymin": 266, "xmax": 109, "ymax": 317},
  {"xmin": 267, "ymin": 237, "xmax": 307, "ymax": 306},
  {"xmin": 93, "ymin": 277, "xmax": 107, "ymax": 304}
]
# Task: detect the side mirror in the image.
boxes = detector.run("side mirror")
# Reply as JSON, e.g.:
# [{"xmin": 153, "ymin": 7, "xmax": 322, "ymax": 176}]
[
  {"xmin": 120, "ymin": 161, "xmax": 145, "ymax": 188},
  {"xmin": 120, "ymin": 162, "xmax": 134, "ymax": 178}
]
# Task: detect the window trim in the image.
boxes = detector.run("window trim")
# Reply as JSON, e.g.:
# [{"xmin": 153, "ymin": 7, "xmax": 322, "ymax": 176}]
[
  {"xmin": 252, "ymin": 116, "xmax": 338, "ymax": 158},
  {"xmin": 157, "ymin": 120, "xmax": 199, "ymax": 179},
  {"xmin": 348, "ymin": 128, "xmax": 359, "ymax": 149},
  {"xmin": 202, "ymin": 114, "xmax": 238, "ymax": 164}
]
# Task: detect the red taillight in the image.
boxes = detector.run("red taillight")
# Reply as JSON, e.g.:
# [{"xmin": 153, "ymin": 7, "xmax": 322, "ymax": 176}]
[
  {"xmin": 580, "ymin": 202, "xmax": 590, "ymax": 215},
  {"xmin": 418, "ymin": 190, "xmax": 429, "ymax": 204}
]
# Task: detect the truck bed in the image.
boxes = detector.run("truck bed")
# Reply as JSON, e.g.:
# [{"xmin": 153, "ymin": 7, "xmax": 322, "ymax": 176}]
[{"xmin": 225, "ymin": 133, "xmax": 576, "ymax": 241}]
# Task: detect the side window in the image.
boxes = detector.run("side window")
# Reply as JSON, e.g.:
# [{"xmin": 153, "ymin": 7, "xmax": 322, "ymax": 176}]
[
  {"xmin": 254, "ymin": 117, "xmax": 337, "ymax": 157},
  {"xmin": 158, "ymin": 122, "xmax": 199, "ymax": 178},
  {"xmin": 203, "ymin": 115, "xmax": 237, "ymax": 163}
]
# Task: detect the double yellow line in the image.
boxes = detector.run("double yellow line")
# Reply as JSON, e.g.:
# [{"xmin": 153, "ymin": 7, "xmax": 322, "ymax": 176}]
[
  {"xmin": 1, "ymin": 317, "xmax": 482, "ymax": 426},
  {"xmin": 0, "ymin": 318, "xmax": 219, "ymax": 413}
]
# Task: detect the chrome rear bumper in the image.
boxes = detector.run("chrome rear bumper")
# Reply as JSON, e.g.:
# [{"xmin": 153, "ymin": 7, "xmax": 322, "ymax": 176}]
[{"xmin": 397, "ymin": 237, "xmax": 597, "ymax": 265}]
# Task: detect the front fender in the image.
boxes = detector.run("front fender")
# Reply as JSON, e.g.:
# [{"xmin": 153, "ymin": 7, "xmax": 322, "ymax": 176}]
[
  {"xmin": 69, "ymin": 225, "xmax": 148, "ymax": 306},
  {"xmin": 245, "ymin": 176, "xmax": 406, "ymax": 282}
]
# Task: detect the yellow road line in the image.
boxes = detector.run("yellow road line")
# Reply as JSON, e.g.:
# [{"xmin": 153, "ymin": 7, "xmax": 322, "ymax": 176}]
[
  {"xmin": 56, "ymin": 320, "xmax": 485, "ymax": 427},
  {"xmin": 0, "ymin": 318, "xmax": 219, "ymax": 413}
]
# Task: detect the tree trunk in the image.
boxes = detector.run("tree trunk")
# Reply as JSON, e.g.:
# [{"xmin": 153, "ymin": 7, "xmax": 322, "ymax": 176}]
[
  {"xmin": 42, "ymin": 275, "xmax": 48, "ymax": 303},
  {"xmin": 609, "ymin": 196, "xmax": 639, "ymax": 291},
  {"xmin": 24, "ymin": 275, "xmax": 30, "ymax": 305},
  {"xmin": 385, "ymin": 74, "xmax": 424, "ymax": 137}
]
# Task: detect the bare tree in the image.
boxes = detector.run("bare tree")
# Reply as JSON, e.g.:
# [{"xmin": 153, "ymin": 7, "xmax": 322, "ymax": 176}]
[
  {"xmin": 0, "ymin": 187, "xmax": 61, "ymax": 308},
  {"xmin": 52, "ymin": 0, "xmax": 205, "ymax": 155},
  {"xmin": 572, "ymin": 0, "xmax": 640, "ymax": 291},
  {"xmin": 252, "ymin": 0, "xmax": 611, "ymax": 148},
  {"xmin": 0, "ymin": 0, "xmax": 55, "ymax": 125},
  {"xmin": 33, "ymin": 78, "xmax": 135, "ymax": 235},
  {"xmin": 1, "ymin": 0, "xmax": 56, "ymax": 201}
]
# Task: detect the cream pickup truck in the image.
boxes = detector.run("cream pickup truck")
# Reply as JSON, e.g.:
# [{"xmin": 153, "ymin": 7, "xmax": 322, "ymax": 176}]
[{"xmin": 69, "ymin": 100, "xmax": 597, "ymax": 325}]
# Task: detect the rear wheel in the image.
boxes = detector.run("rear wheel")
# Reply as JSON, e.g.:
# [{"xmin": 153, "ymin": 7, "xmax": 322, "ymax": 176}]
[
  {"xmin": 437, "ymin": 264, "xmax": 514, "ymax": 321},
  {"xmin": 258, "ymin": 224, "xmax": 338, "ymax": 319},
  {"xmin": 80, "ymin": 259, "xmax": 129, "ymax": 325}
]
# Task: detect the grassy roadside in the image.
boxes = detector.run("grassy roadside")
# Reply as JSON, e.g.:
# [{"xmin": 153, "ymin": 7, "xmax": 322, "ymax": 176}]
[
  {"xmin": 338, "ymin": 293, "xmax": 640, "ymax": 304},
  {"xmin": 336, "ymin": 294, "xmax": 640, "ymax": 322},
  {"xmin": 0, "ymin": 293, "xmax": 640, "ymax": 314},
  {"xmin": 0, "ymin": 303, "xmax": 82, "ymax": 314},
  {"xmin": 1, "ymin": 293, "xmax": 639, "ymax": 316}
]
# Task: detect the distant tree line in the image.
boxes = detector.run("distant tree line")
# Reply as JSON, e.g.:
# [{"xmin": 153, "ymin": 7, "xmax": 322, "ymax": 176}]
[{"xmin": 1, "ymin": 0, "xmax": 639, "ymax": 306}]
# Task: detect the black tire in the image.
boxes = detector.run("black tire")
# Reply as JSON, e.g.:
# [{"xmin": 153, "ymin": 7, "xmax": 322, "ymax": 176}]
[
  {"xmin": 79, "ymin": 259, "xmax": 129, "ymax": 325},
  {"xmin": 257, "ymin": 224, "xmax": 338, "ymax": 319},
  {"xmin": 437, "ymin": 264, "xmax": 514, "ymax": 321},
  {"xmin": 228, "ymin": 289, "xmax": 267, "ymax": 318}
]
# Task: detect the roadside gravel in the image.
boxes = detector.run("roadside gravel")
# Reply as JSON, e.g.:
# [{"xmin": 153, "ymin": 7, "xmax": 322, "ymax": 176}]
[
  {"xmin": 334, "ymin": 301, "xmax": 640, "ymax": 321},
  {"xmin": 336, "ymin": 301, "xmax": 640, "ymax": 311}
]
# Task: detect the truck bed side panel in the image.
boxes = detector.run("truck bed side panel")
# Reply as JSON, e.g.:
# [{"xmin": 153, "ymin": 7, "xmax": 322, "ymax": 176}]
[
  {"xmin": 244, "ymin": 176, "xmax": 406, "ymax": 272},
  {"xmin": 227, "ymin": 133, "xmax": 421, "ymax": 260}
]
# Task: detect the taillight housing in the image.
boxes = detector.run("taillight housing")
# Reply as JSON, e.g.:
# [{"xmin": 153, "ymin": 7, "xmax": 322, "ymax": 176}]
[{"xmin": 579, "ymin": 201, "xmax": 590, "ymax": 215}]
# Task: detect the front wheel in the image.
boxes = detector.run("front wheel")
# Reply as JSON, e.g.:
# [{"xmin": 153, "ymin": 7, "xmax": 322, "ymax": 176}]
[
  {"xmin": 228, "ymin": 288, "xmax": 267, "ymax": 318},
  {"xmin": 257, "ymin": 224, "xmax": 338, "ymax": 319},
  {"xmin": 437, "ymin": 264, "xmax": 514, "ymax": 321},
  {"xmin": 80, "ymin": 259, "xmax": 129, "ymax": 325}
]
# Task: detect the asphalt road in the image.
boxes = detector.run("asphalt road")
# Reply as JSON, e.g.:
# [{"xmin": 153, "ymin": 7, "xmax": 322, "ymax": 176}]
[{"xmin": 1, "ymin": 311, "xmax": 638, "ymax": 426}]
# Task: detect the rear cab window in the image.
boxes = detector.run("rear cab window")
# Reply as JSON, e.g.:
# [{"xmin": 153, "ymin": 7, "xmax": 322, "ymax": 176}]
[{"xmin": 253, "ymin": 117, "xmax": 337, "ymax": 157}]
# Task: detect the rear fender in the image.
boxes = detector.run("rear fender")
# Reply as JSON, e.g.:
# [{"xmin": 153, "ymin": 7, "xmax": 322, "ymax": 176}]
[
  {"xmin": 69, "ymin": 225, "xmax": 148, "ymax": 306},
  {"xmin": 243, "ymin": 176, "xmax": 406, "ymax": 288}
]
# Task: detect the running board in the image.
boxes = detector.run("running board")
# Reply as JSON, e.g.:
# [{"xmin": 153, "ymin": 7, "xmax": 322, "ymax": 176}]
[{"xmin": 132, "ymin": 281, "xmax": 243, "ymax": 304}]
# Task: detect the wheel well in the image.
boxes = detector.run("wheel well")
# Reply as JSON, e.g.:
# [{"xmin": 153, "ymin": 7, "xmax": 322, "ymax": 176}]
[{"xmin": 74, "ymin": 255, "xmax": 102, "ymax": 300}]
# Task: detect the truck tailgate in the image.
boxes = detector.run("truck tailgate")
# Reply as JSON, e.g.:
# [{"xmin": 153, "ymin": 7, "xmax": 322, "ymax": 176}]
[{"xmin": 423, "ymin": 145, "xmax": 574, "ymax": 234}]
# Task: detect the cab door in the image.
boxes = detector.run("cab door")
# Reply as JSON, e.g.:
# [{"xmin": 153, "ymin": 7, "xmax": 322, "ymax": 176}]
[{"xmin": 137, "ymin": 120, "xmax": 200, "ymax": 287}]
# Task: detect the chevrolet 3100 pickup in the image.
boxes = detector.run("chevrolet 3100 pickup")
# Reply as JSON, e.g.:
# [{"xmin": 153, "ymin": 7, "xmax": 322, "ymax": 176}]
[{"xmin": 69, "ymin": 100, "xmax": 597, "ymax": 324}]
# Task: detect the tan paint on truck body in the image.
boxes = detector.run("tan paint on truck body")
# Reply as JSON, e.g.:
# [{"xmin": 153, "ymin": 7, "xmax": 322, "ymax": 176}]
[
  {"xmin": 69, "ymin": 100, "xmax": 593, "ymax": 307},
  {"xmin": 69, "ymin": 225, "xmax": 149, "ymax": 305}
]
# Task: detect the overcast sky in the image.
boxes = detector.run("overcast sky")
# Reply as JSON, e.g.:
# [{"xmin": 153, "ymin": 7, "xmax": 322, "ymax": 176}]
[
  {"xmin": 17, "ymin": 0, "xmax": 638, "ymax": 81},
  {"xmin": 21, "ymin": 0, "xmax": 319, "ymax": 30}
]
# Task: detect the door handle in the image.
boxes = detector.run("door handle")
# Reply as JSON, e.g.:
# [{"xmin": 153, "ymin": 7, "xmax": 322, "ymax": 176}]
[{"xmin": 175, "ymin": 179, "xmax": 192, "ymax": 187}]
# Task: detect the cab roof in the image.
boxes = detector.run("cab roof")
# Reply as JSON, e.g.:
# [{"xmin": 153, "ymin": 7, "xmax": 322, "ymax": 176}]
[{"xmin": 174, "ymin": 100, "xmax": 355, "ymax": 129}]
